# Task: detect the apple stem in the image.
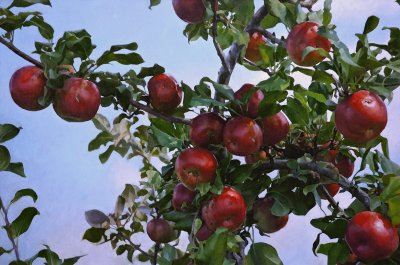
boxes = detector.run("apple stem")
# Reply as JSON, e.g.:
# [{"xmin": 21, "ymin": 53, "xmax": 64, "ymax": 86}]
[{"xmin": 0, "ymin": 36, "xmax": 43, "ymax": 69}]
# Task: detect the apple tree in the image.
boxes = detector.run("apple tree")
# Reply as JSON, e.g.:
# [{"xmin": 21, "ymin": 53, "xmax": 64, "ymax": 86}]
[{"xmin": 1, "ymin": 0, "xmax": 400, "ymax": 264}]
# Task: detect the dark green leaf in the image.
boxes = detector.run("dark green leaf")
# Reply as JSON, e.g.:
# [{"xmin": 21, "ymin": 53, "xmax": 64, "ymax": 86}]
[
  {"xmin": 363, "ymin": 16, "xmax": 380, "ymax": 34},
  {"xmin": 10, "ymin": 189, "xmax": 38, "ymax": 205},
  {"xmin": 88, "ymin": 131, "xmax": 113, "ymax": 151},
  {"xmin": 0, "ymin": 145, "xmax": 11, "ymax": 171},
  {"xmin": 8, "ymin": 0, "xmax": 51, "ymax": 8},
  {"xmin": 0, "ymin": 124, "xmax": 20, "ymax": 143},
  {"xmin": 82, "ymin": 227, "xmax": 106, "ymax": 243},
  {"xmin": 5, "ymin": 162, "xmax": 26, "ymax": 178},
  {"xmin": 10, "ymin": 207, "xmax": 39, "ymax": 238},
  {"xmin": 246, "ymin": 242, "xmax": 283, "ymax": 265},
  {"xmin": 137, "ymin": 64, "xmax": 165, "ymax": 78},
  {"xmin": 197, "ymin": 228, "xmax": 229, "ymax": 265}
]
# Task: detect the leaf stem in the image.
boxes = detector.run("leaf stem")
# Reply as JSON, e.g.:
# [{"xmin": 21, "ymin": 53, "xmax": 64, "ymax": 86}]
[{"xmin": 0, "ymin": 197, "xmax": 20, "ymax": 261}]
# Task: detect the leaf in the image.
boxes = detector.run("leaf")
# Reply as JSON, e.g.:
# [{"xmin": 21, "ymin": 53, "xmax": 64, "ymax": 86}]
[
  {"xmin": 137, "ymin": 64, "xmax": 165, "ymax": 78},
  {"xmin": 322, "ymin": 0, "xmax": 332, "ymax": 26},
  {"xmin": 10, "ymin": 207, "xmax": 39, "ymax": 238},
  {"xmin": 197, "ymin": 228, "xmax": 229, "ymax": 265},
  {"xmin": 85, "ymin": 209, "xmax": 110, "ymax": 228},
  {"xmin": 381, "ymin": 176, "xmax": 400, "ymax": 202},
  {"xmin": 82, "ymin": 227, "xmax": 106, "ymax": 243},
  {"xmin": 88, "ymin": 131, "xmax": 113, "ymax": 151},
  {"xmin": 5, "ymin": 162, "xmax": 26, "ymax": 177},
  {"xmin": 0, "ymin": 145, "xmax": 11, "ymax": 171},
  {"xmin": 97, "ymin": 42, "xmax": 144, "ymax": 66},
  {"xmin": 0, "ymin": 124, "xmax": 20, "ymax": 143},
  {"xmin": 246, "ymin": 242, "xmax": 283, "ymax": 265},
  {"xmin": 10, "ymin": 189, "xmax": 38, "ymax": 205},
  {"xmin": 24, "ymin": 15, "xmax": 54, "ymax": 40},
  {"xmin": 264, "ymin": 0, "xmax": 289, "ymax": 27},
  {"xmin": 363, "ymin": 16, "xmax": 379, "ymax": 34},
  {"xmin": 8, "ymin": 0, "xmax": 51, "ymax": 8},
  {"xmin": 149, "ymin": 0, "xmax": 161, "ymax": 8}
]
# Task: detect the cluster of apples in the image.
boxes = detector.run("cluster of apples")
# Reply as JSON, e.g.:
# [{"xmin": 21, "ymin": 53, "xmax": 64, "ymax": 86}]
[{"xmin": 9, "ymin": 65, "xmax": 100, "ymax": 122}]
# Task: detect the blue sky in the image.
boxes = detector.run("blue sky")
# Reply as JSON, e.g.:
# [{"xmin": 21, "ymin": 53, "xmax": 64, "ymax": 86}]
[{"xmin": 1, "ymin": 0, "xmax": 400, "ymax": 264}]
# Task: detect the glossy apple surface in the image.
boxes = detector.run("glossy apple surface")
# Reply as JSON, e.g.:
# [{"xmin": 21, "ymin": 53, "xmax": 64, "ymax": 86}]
[
  {"xmin": 148, "ymin": 73, "xmax": 182, "ymax": 112},
  {"xmin": 9, "ymin": 66, "xmax": 48, "ymax": 111},
  {"xmin": 172, "ymin": 0, "xmax": 205, "ymax": 24},
  {"xmin": 234, "ymin": 84, "xmax": 264, "ymax": 118},
  {"xmin": 335, "ymin": 90, "xmax": 387, "ymax": 144},
  {"xmin": 245, "ymin": 32, "xmax": 267, "ymax": 62},
  {"xmin": 345, "ymin": 211, "xmax": 399, "ymax": 262},
  {"xmin": 172, "ymin": 183, "xmax": 197, "ymax": 212},
  {"xmin": 223, "ymin": 116, "xmax": 263, "ymax": 156},
  {"xmin": 253, "ymin": 197, "xmax": 289, "ymax": 233},
  {"xmin": 202, "ymin": 186, "xmax": 246, "ymax": 231},
  {"xmin": 53, "ymin": 77, "xmax": 100, "ymax": 122},
  {"xmin": 259, "ymin": 112, "xmax": 290, "ymax": 146},
  {"xmin": 175, "ymin": 147, "xmax": 217, "ymax": 190},
  {"xmin": 146, "ymin": 219, "xmax": 176, "ymax": 243},
  {"xmin": 189, "ymin": 112, "xmax": 225, "ymax": 147},
  {"xmin": 286, "ymin": 21, "xmax": 331, "ymax": 66}
]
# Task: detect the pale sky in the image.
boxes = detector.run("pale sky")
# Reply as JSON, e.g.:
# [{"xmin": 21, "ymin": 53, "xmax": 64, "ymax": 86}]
[{"xmin": 1, "ymin": 1, "xmax": 400, "ymax": 264}]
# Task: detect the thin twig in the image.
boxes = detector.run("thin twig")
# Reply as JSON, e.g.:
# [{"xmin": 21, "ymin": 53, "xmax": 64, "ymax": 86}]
[
  {"xmin": 0, "ymin": 197, "xmax": 21, "ymax": 261},
  {"xmin": 318, "ymin": 185, "xmax": 346, "ymax": 216},
  {"xmin": 119, "ymin": 232, "xmax": 151, "ymax": 258},
  {"xmin": 129, "ymin": 99, "xmax": 191, "ymax": 125},
  {"xmin": 211, "ymin": 0, "xmax": 229, "ymax": 72},
  {"xmin": 243, "ymin": 58, "xmax": 274, "ymax": 75},
  {"xmin": 256, "ymin": 159, "xmax": 371, "ymax": 209},
  {"xmin": 0, "ymin": 37, "xmax": 43, "ymax": 68}
]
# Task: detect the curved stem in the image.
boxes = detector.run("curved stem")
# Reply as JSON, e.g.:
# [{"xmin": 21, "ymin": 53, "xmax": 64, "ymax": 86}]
[
  {"xmin": 0, "ymin": 197, "xmax": 21, "ymax": 261},
  {"xmin": 0, "ymin": 37, "xmax": 43, "ymax": 68}
]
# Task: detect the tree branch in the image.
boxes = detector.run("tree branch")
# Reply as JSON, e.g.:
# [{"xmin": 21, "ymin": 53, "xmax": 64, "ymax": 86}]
[
  {"xmin": 211, "ymin": 0, "xmax": 229, "ymax": 72},
  {"xmin": 152, "ymin": 243, "xmax": 160, "ymax": 265},
  {"xmin": 118, "ymin": 232, "xmax": 151, "ymax": 258},
  {"xmin": 0, "ymin": 197, "xmax": 21, "ymax": 261},
  {"xmin": 129, "ymin": 99, "xmax": 191, "ymax": 125},
  {"xmin": 318, "ymin": 185, "xmax": 346, "ymax": 216},
  {"xmin": 257, "ymin": 159, "xmax": 371, "ymax": 209},
  {"xmin": 0, "ymin": 37, "xmax": 43, "ymax": 68}
]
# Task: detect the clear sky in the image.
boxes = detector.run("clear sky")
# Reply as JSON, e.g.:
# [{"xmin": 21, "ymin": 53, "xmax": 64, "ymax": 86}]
[{"xmin": 1, "ymin": 1, "xmax": 400, "ymax": 264}]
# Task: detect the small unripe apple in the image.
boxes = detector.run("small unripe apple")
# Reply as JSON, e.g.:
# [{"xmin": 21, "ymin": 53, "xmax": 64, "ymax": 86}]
[
  {"xmin": 172, "ymin": 183, "xmax": 197, "ymax": 212},
  {"xmin": 189, "ymin": 112, "xmax": 225, "ymax": 147},
  {"xmin": 175, "ymin": 147, "xmax": 218, "ymax": 190},
  {"xmin": 172, "ymin": 0, "xmax": 206, "ymax": 24},
  {"xmin": 245, "ymin": 32, "xmax": 267, "ymax": 62},
  {"xmin": 202, "ymin": 186, "xmax": 246, "ymax": 231},
  {"xmin": 259, "ymin": 112, "xmax": 290, "ymax": 146},
  {"xmin": 335, "ymin": 90, "xmax": 387, "ymax": 144},
  {"xmin": 53, "ymin": 77, "xmax": 101, "ymax": 122},
  {"xmin": 223, "ymin": 116, "xmax": 263, "ymax": 156},
  {"xmin": 146, "ymin": 219, "xmax": 177, "ymax": 243},
  {"xmin": 234, "ymin": 84, "xmax": 264, "ymax": 118},
  {"xmin": 253, "ymin": 197, "xmax": 289, "ymax": 233},
  {"xmin": 245, "ymin": 150, "xmax": 268, "ymax": 164},
  {"xmin": 195, "ymin": 223, "xmax": 214, "ymax": 241},
  {"xmin": 9, "ymin": 66, "xmax": 48, "ymax": 111},
  {"xmin": 345, "ymin": 211, "xmax": 399, "ymax": 262},
  {"xmin": 148, "ymin": 73, "xmax": 182, "ymax": 112},
  {"xmin": 286, "ymin": 21, "xmax": 331, "ymax": 66}
]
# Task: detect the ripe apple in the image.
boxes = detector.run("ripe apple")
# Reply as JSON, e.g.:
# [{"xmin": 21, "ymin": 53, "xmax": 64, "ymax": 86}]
[
  {"xmin": 259, "ymin": 112, "xmax": 290, "ymax": 146},
  {"xmin": 148, "ymin": 73, "xmax": 182, "ymax": 112},
  {"xmin": 201, "ymin": 186, "xmax": 246, "ymax": 231},
  {"xmin": 189, "ymin": 112, "xmax": 225, "ymax": 147},
  {"xmin": 172, "ymin": 183, "xmax": 197, "ymax": 212},
  {"xmin": 172, "ymin": 0, "xmax": 206, "ymax": 24},
  {"xmin": 223, "ymin": 116, "xmax": 263, "ymax": 156},
  {"xmin": 195, "ymin": 223, "xmax": 214, "ymax": 241},
  {"xmin": 345, "ymin": 211, "xmax": 399, "ymax": 262},
  {"xmin": 234, "ymin": 84, "xmax": 264, "ymax": 118},
  {"xmin": 286, "ymin": 21, "xmax": 331, "ymax": 66},
  {"xmin": 324, "ymin": 150, "xmax": 354, "ymax": 178},
  {"xmin": 9, "ymin": 66, "xmax": 48, "ymax": 111},
  {"xmin": 319, "ymin": 183, "xmax": 340, "ymax": 200},
  {"xmin": 53, "ymin": 77, "xmax": 101, "ymax": 122},
  {"xmin": 175, "ymin": 147, "xmax": 218, "ymax": 190},
  {"xmin": 146, "ymin": 218, "xmax": 176, "ymax": 243},
  {"xmin": 245, "ymin": 150, "xmax": 268, "ymax": 164},
  {"xmin": 253, "ymin": 197, "xmax": 289, "ymax": 233},
  {"xmin": 245, "ymin": 32, "xmax": 267, "ymax": 62},
  {"xmin": 335, "ymin": 90, "xmax": 387, "ymax": 144}
]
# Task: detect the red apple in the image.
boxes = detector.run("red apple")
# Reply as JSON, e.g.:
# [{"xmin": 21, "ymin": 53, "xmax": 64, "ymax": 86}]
[
  {"xmin": 245, "ymin": 150, "xmax": 268, "ymax": 164},
  {"xmin": 189, "ymin": 112, "xmax": 225, "ymax": 147},
  {"xmin": 202, "ymin": 186, "xmax": 246, "ymax": 231},
  {"xmin": 223, "ymin": 116, "xmax": 263, "ymax": 156},
  {"xmin": 172, "ymin": 0, "xmax": 206, "ymax": 24},
  {"xmin": 172, "ymin": 183, "xmax": 197, "ymax": 212},
  {"xmin": 53, "ymin": 77, "xmax": 100, "ymax": 122},
  {"xmin": 9, "ymin": 66, "xmax": 48, "ymax": 111},
  {"xmin": 324, "ymin": 150, "xmax": 354, "ymax": 179},
  {"xmin": 245, "ymin": 32, "xmax": 267, "ymax": 62},
  {"xmin": 345, "ymin": 211, "xmax": 399, "ymax": 262},
  {"xmin": 148, "ymin": 73, "xmax": 182, "ymax": 112},
  {"xmin": 195, "ymin": 223, "xmax": 214, "ymax": 241},
  {"xmin": 286, "ymin": 21, "xmax": 331, "ymax": 66},
  {"xmin": 253, "ymin": 197, "xmax": 289, "ymax": 233},
  {"xmin": 234, "ymin": 84, "xmax": 264, "ymax": 118},
  {"xmin": 335, "ymin": 90, "xmax": 387, "ymax": 144},
  {"xmin": 175, "ymin": 147, "xmax": 218, "ymax": 190},
  {"xmin": 259, "ymin": 112, "xmax": 290, "ymax": 146},
  {"xmin": 320, "ymin": 183, "xmax": 340, "ymax": 200},
  {"xmin": 146, "ymin": 218, "xmax": 176, "ymax": 243}
]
